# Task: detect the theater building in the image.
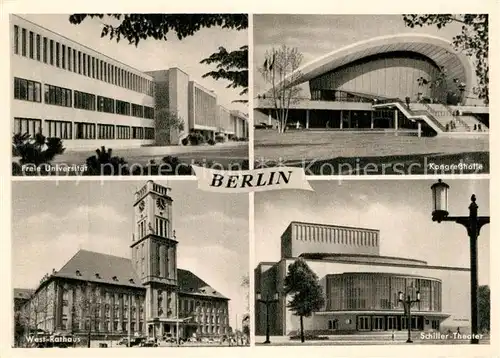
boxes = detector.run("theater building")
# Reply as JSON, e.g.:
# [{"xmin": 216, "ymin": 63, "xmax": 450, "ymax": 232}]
[
  {"xmin": 255, "ymin": 221, "xmax": 470, "ymax": 336},
  {"xmin": 15, "ymin": 181, "xmax": 230, "ymax": 340},
  {"xmin": 11, "ymin": 15, "xmax": 247, "ymax": 150},
  {"xmin": 256, "ymin": 34, "xmax": 488, "ymax": 136}
]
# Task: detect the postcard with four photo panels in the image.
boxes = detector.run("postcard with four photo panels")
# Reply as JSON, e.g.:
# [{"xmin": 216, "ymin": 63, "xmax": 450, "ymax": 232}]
[{"xmin": 3, "ymin": 3, "xmax": 496, "ymax": 358}]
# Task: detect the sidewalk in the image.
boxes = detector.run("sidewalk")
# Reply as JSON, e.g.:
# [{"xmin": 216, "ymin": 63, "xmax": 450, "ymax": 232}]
[{"xmin": 254, "ymin": 334, "xmax": 490, "ymax": 346}]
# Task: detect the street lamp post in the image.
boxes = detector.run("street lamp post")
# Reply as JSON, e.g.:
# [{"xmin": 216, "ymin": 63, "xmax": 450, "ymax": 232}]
[
  {"xmin": 256, "ymin": 292, "xmax": 279, "ymax": 344},
  {"xmin": 431, "ymin": 179, "xmax": 490, "ymax": 344},
  {"xmin": 398, "ymin": 290, "xmax": 420, "ymax": 343}
]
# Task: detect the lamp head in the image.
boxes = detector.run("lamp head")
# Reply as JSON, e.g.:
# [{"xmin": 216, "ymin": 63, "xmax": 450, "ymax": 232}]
[{"xmin": 431, "ymin": 179, "xmax": 450, "ymax": 222}]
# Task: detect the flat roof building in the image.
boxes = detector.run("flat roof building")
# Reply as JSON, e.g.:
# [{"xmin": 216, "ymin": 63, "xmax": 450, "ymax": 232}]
[
  {"xmin": 11, "ymin": 15, "xmax": 246, "ymax": 150},
  {"xmin": 255, "ymin": 221, "xmax": 471, "ymax": 337}
]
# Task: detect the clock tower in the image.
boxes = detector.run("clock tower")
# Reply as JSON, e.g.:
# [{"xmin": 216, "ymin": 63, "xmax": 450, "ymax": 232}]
[{"xmin": 132, "ymin": 180, "xmax": 179, "ymax": 338}]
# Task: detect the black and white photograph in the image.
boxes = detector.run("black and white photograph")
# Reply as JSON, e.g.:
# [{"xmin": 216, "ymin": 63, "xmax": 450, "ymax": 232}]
[
  {"xmin": 11, "ymin": 13, "xmax": 249, "ymax": 177},
  {"xmin": 254, "ymin": 179, "xmax": 490, "ymax": 345},
  {"xmin": 3, "ymin": 2, "xmax": 497, "ymax": 357},
  {"xmin": 12, "ymin": 180, "xmax": 250, "ymax": 348},
  {"xmin": 253, "ymin": 14, "xmax": 489, "ymax": 175}
]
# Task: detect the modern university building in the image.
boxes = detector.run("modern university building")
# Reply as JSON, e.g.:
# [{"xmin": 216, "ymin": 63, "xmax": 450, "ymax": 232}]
[
  {"xmin": 255, "ymin": 221, "xmax": 470, "ymax": 336},
  {"xmin": 255, "ymin": 34, "xmax": 488, "ymax": 137},
  {"xmin": 11, "ymin": 15, "xmax": 248, "ymax": 150},
  {"xmin": 14, "ymin": 181, "xmax": 230, "ymax": 342}
]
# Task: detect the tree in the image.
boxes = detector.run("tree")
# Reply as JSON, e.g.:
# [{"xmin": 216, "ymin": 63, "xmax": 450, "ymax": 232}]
[
  {"xmin": 155, "ymin": 108, "xmax": 185, "ymax": 145},
  {"xmin": 240, "ymin": 275, "xmax": 250, "ymax": 342},
  {"xmin": 12, "ymin": 133, "xmax": 65, "ymax": 175},
  {"xmin": 416, "ymin": 65, "xmax": 467, "ymax": 105},
  {"xmin": 72, "ymin": 283, "xmax": 100, "ymax": 348},
  {"xmin": 283, "ymin": 259, "xmax": 325, "ymax": 343},
  {"xmin": 478, "ymin": 285, "xmax": 490, "ymax": 333},
  {"xmin": 68, "ymin": 14, "xmax": 248, "ymax": 102},
  {"xmin": 241, "ymin": 275, "xmax": 250, "ymax": 311},
  {"xmin": 402, "ymin": 14, "xmax": 488, "ymax": 104},
  {"xmin": 259, "ymin": 45, "xmax": 303, "ymax": 133},
  {"xmin": 200, "ymin": 45, "xmax": 248, "ymax": 101},
  {"xmin": 17, "ymin": 284, "xmax": 55, "ymax": 346}
]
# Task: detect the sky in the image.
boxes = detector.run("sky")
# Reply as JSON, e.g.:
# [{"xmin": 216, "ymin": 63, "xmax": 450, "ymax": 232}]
[
  {"xmin": 17, "ymin": 14, "xmax": 248, "ymax": 112},
  {"xmin": 12, "ymin": 180, "xmax": 249, "ymax": 330},
  {"xmin": 255, "ymin": 179, "xmax": 490, "ymax": 285},
  {"xmin": 253, "ymin": 14, "xmax": 467, "ymax": 95}
]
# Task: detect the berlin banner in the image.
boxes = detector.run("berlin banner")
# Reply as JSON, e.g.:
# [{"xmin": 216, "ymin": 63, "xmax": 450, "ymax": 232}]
[{"xmin": 192, "ymin": 165, "xmax": 314, "ymax": 193}]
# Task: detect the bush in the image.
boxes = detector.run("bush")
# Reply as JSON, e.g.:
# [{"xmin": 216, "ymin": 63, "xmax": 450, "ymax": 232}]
[
  {"xmin": 181, "ymin": 137, "xmax": 189, "ymax": 146},
  {"xmin": 12, "ymin": 132, "xmax": 65, "ymax": 175},
  {"xmin": 161, "ymin": 156, "xmax": 193, "ymax": 175},
  {"xmin": 208, "ymin": 139, "xmax": 216, "ymax": 145},
  {"xmin": 187, "ymin": 132, "xmax": 205, "ymax": 146},
  {"xmin": 84, "ymin": 146, "xmax": 129, "ymax": 176}
]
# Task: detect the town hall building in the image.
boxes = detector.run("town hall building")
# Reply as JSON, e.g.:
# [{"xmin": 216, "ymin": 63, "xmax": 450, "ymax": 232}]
[{"xmin": 15, "ymin": 181, "xmax": 230, "ymax": 342}]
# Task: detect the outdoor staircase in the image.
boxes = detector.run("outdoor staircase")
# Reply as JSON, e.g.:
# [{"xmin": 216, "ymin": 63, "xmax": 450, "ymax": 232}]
[
  {"xmin": 372, "ymin": 99, "xmax": 488, "ymax": 136},
  {"xmin": 425, "ymin": 103, "xmax": 488, "ymax": 132},
  {"xmin": 457, "ymin": 115, "xmax": 489, "ymax": 132},
  {"xmin": 372, "ymin": 100, "xmax": 446, "ymax": 134},
  {"xmin": 421, "ymin": 103, "xmax": 458, "ymax": 129}
]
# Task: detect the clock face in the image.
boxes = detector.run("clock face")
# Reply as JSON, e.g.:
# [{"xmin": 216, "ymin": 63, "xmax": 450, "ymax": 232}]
[
  {"xmin": 138, "ymin": 200, "xmax": 145, "ymax": 212},
  {"xmin": 156, "ymin": 198, "xmax": 167, "ymax": 211}
]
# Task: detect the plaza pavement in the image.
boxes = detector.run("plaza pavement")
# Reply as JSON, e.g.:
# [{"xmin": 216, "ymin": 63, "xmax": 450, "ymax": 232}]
[
  {"xmin": 254, "ymin": 334, "xmax": 491, "ymax": 346},
  {"xmin": 89, "ymin": 339, "xmax": 248, "ymax": 348},
  {"xmin": 254, "ymin": 129, "xmax": 489, "ymax": 175}
]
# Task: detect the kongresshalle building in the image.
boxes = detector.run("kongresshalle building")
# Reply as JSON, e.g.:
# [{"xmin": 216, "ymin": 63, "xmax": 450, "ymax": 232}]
[
  {"xmin": 255, "ymin": 34, "xmax": 488, "ymax": 137},
  {"xmin": 255, "ymin": 221, "xmax": 470, "ymax": 336}
]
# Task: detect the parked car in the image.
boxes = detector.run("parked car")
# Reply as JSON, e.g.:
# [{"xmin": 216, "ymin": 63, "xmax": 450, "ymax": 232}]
[
  {"xmin": 254, "ymin": 122, "xmax": 272, "ymax": 129},
  {"xmin": 117, "ymin": 337, "xmax": 128, "ymax": 345},
  {"xmin": 129, "ymin": 337, "xmax": 145, "ymax": 347},
  {"xmin": 140, "ymin": 338, "xmax": 158, "ymax": 347}
]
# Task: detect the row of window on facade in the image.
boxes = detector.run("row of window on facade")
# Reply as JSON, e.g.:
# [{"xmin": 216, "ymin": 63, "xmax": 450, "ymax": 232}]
[
  {"xmin": 13, "ymin": 25, "xmax": 154, "ymax": 96},
  {"xmin": 61, "ymin": 304, "xmax": 143, "ymax": 322},
  {"xmin": 13, "ymin": 117, "xmax": 154, "ymax": 140},
  {"xmin": 58, "ymin": 319, "xmax": 145, "ymax": 333},
  {"xmin": 293, "ymin": 225, "xmax": 379, "ymax": 247},
  {"xmin": 179, "ymin": 299, "xmax": 227, "ymax": 323},
  {"xmin": 137, "ymin": 217, "xmax": 171, "ymax": 241},
  {"xmin": 326, "ymin": 316, "xmax": 439, "ymax": 331},
  {"xmin": 50, "ymin": 317, "xmax": 226, "ymax": 335},
  {"xmin": 14, "ymin": 77, "xmax": 155, "ymax": 119},
  {"xmin": 325, "ymin": 275, "xmax": 442, "ymax": 312}
]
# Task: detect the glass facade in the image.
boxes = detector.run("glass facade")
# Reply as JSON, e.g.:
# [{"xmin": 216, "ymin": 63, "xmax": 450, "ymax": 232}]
[{"xmin": 326, "ymin": 273, "xmax": 442, "ymax": 312}]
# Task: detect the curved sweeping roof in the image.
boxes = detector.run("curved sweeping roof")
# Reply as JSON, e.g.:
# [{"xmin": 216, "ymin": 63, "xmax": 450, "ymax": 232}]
[{"xmin": 268, "ymin": 33, "xmax": 475, "ymax": 99}]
